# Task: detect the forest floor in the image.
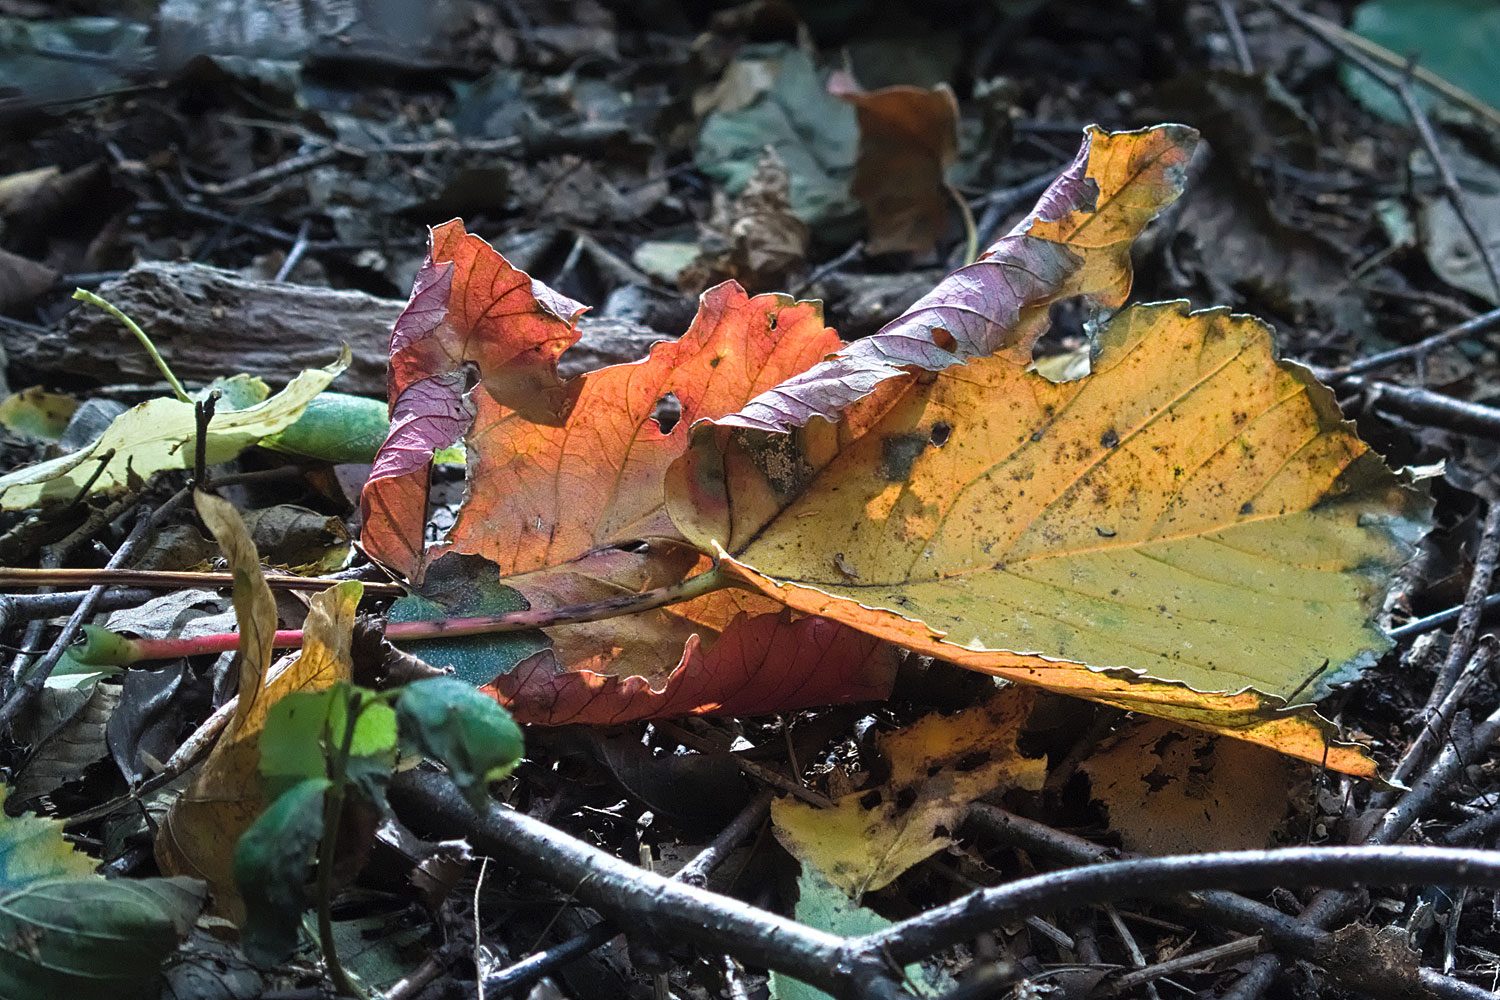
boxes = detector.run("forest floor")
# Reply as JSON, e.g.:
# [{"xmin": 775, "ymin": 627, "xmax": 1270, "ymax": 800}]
[{"xmin": 3, "ymin": 1, "xmax": 1500, "ymax": 999}]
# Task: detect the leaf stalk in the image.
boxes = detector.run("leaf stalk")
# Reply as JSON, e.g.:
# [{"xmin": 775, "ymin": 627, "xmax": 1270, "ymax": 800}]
[{"xmin": 72, "ymin": 566, "xmax": 734, "ymax": 666}]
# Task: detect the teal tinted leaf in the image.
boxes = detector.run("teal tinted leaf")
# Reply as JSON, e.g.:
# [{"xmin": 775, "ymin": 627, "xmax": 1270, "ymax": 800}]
[
  {"xmin": 388, "ymin": 554, "xmax": 548, "ymax": 687},
  {"xmin": 769, "ymin": 862, "xmax": 952, "ymax": 1000},
  {"xmin": 395, "ymin": 677, "xmax": 524, "ymax": 811},
  {"xmin": 1344, "ymin": 0, "xmax": 1500, "ymax": 122},
  {"xmin": 0, "ymin": 786, "xmax": 95, "ymax": 891},
  {"xmin": 234, "ymin": 778, "xmax": 330, "ymax": 966},
  {"xmin": 0, "ymin": 876, "xmax": 206, "ymax": 1000}
]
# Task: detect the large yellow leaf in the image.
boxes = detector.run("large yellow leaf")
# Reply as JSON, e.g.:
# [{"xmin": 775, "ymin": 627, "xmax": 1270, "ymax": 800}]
[
  {"xmin": 772, "ymin": 687, "xmax": 1044, "ymax": 898},
  {"xmin": 155, "ymin": 493, "xmax": 362, "ymax": 923},
  {"xmin": 668, "ymin": 302, "xmax": 1428, "ymax": 775}
]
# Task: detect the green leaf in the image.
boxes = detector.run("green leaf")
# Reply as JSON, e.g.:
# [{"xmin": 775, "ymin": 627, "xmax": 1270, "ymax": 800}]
[
  {"xmin": 261, "ymin": 392, "xmax": 392, "ymax": 465},
  {"xmin": 769, "ymin": 862, "xmax": 951, "ymax": 1000},
  {"xmin": 234, "ymin": 778, "xmax": 331, "ymax": 967},
  {"xmin": 0, "ymin": 787, "xmax": 96, "ymax": 891},
  {"xmin": 388, "ymin": 555, "xmax": 548, "ymax": 687},
  {"xmin": 0, "ymin": 349, "xmax": 348, "ymax": 510},
  {"xmin": 260, "ymin": 684, "xmax": 397, "ymax": 803},
  {"xmin": 395, "ymin": 677, "xmax": 524, "ymax": 811},
  {"xmin": 1344, "ymin": 0, "xmax": 1500, "ymax": 122},
  {"xmin": 0, "ymin": 876, "xmax": 206, "ymax": 1000}
]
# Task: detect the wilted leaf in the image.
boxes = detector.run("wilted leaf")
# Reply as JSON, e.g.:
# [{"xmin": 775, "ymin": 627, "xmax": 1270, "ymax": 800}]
[
  {"xmin": 829, "ymin": 71, "xmax": 960, "ymax": 256},
  {"xmin": 233, "ymin": 778, "xmax": 330, "ymax": 966},
  {"xmin": 679, "ymin": 148, "xmax": 809, "ymax": 294},
  {"xmin": 773, "ymin": 688, "xmax": 1044, "ymax": 897},
  {"xmin": 714, "ymin": 125, "xmax": 1196, "ymax": 433},
  {"xmin": 1080, "ymin": 718, "xmax": 1291, "ymax": 855},
  {"xmin": 488, "ymin": 553, "xmax": 899, "ymax": 725},
  {"xmin": 0, "ymin": 876, "xmax": 207, "ymax": 1000},
  {"xmin": 442, "ymin": 280, "xmax": 842, "ymax": 577},
  {"xmin": 361, "ymin": 218, "xmax": 586, "ymax": 580},
  {"xmin": 1343, "ymin": 0, "xmax": 1500, "ymax": 122},
  {"xmin": 0, "ymin": 352, "xmax": 348, "ymax": 511},
  {"xmin": 670, "ymin": 298, "xmax": 1425, "ymax": 774},
  {"xmin": 0, "ymin": 386, "xmax": 76, "ymax": 442},
  {"xmin": 155, "ymin": 497, "xmax": 362, "ymax": 923},
  {"xmin": 365, "ymin": 248, "xmax": 901, "ymax": 725}
]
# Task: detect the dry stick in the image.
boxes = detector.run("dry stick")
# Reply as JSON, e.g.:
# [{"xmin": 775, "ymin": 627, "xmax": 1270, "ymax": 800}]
[
  {"xmin": 480, "ymin": 789, "xmax": 774, "ymax": 996},
  {"xmin": 1264, "ymin": 3, "xmax": 1500, "ymax": 129},
  {"xmin": 0, "ymin": 588, "xmax": 160, "ymax": 633},
  {"xmin": 1345, "ymin": 375, "xmax": 1500, "ymax": 440},
  {"xmin": 1325, "ymin": 306, "xmax": 1500, "ymax": 380},
  {"xmin": 1392, "ymin": 594, "xmax": 1500, "ymax": 642},
  {"xmin": 0, "ymin": 506, "xmax": 152, "ymax": 731},
  {"xmin": 1213, "ymin": 0, "xmax": 1254, "ymax": 73},
  {"xmin": 1261, "ymin": 0, "xmax": 1500, "ymax": 301},
  {"xmin": 1220, "ymin": 701, "xmax": 1500, "ymax": 1000},
  {"xmin": 385, "ymin": 771, "xmax": 896, "ymax": 1000},
  {"xmin": 0, "ymin": 566, "xmax": 404, "ymax": 597},
  {"xmin": 965, "ymin": 806, "xmax": 1493, "ymax": 1000},
  {"xmin": 1393, "ymin": 637, "xmax": 1499, "ymax": 791},
  {"xmin": 1101, "ymin": 936, "xmax": 1263, "ymax": 996},
  {"xmin": 186, "ymin": 136, "xmax": 524, "ymax": 197},
  {"xmin": 1426, "ymin": 501, "xmax": 1500, "ymax": 712},
  {"xmin": 393, "ymin": 771, "xmax": 1500, "ymax": 1000},
  {"xmin": 654, "ymin": 720, "xmax": 834, "ymax": 809}
]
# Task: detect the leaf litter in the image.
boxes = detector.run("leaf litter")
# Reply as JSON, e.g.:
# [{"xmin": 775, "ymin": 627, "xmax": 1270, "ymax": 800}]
[{"xmin": 3, "ymin": 4, "xmax": 1500, "ymax": 998}]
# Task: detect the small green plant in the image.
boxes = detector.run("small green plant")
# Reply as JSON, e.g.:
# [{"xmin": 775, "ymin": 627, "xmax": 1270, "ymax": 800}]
[{"xmin": 234, "ymin": 676, "xmax": 523, "ymax": 997}]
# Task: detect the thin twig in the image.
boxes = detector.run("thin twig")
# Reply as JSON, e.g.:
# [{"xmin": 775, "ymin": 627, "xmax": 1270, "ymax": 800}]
[
  {"xmin": 1102, "ymin": 935, "xmax": 1262, "ymax": 995},
  {"xmin": 654, "ymin": 721, "xmax": 834, "ymax": 809},
  {"xmin": 1345, "ymin": 375, "xmax": 1500, "ymax": 439},
  {"xmin": 1262, "ymin": 0, "xmax": 1500, "ymax": 299},
  {"xmin": 1256, "ymin": 0, "xmax": 1500, "ymax": 131},
  {"xmin": 1394, "ymin": 636, "xmax": 1499, "ymax": 789},
  {"xmin": 1392, "ymin": 593, "xmax": 1500, "ymax": 641},
  {"xmin": 965, "ymin": 806, "xmax": 1491, "ymax": 1000},
  {"xmin": 0, "ymin": 507, "xmax": 152, "ymax": 731},
  {"xmin": 1214, "ymin": 0, "xmax": 1254, "ymax": 73},
  {"xmin": 0, "ymin": 566, "xmax": 404, "ymax": 597},
  {"xmin": 1425, "ymin": 501, "xmax": 1500, "ymax": 711},
  {"xmin": 1324, "ymin": 306, "xmax": 1500, "ymax": 379},
  {"xmin": 274, "ymin": 220, "xmax": 313, "ymax": 282},
  {"xmin": 395, "ymin": 771, "xmax": 1500, "ymax": 1000},
  {"xmin": 187, "ymin": 136, "xmax": 523, "ymax": 197}
]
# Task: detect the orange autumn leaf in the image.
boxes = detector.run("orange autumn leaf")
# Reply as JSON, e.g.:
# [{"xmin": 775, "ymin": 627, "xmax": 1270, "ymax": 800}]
[
  {"xmin": 829, "ymin": 71, "xmax": 961, "ymax": 256},
  {"xmin": 442, "ymin": 281, "xmax": 845, "ymax": 576},
  {"xmin": 363, "ymin": 237, "xmax": 900, "ymax": 723},
  {"xmin": 361, "ymin": 219, "xmax": 586, "ymax": 580}
]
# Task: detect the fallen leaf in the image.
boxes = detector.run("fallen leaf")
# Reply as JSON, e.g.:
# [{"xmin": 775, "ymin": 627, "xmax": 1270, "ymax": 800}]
[
  {"xmin": 488, "ymin": 549, "xmax": 899, "ymax": 725},
  {"xmin": 441, "ymin": 279, "xmax": 842, "ymax": 577},
  {"xmin": 679, "ymin": 147, "xmax": 810, "ymax": 293},
  {"xmin": 829, "ymin": 71, "xmax": 960, "ymax": 256},
  {"xmin": 669, "ymin": 298, "xmax": 1426, "ymax": 774},
  {"xmin": 361, "ymin": 218, "xmax": 586, "ymax": 580},
  {"xmin": 1081, "ymin": 718, "xmax": 1292, "ymax": 855},
  {"xmin": 0, "ymin": 351, "xmax": 348, "ymax": 511},
  {"xmin": 155, "ymin": 492, "xmax": 363, "ymax": 922},
  {"xmin": 0, "ymin": 785, "xmax": 205, "ymax": 1000},
  {"xmin": 772, "ymin": 687, "xmax": 1045, "ymax": 898},
  {"xmin": 769, "ymin": 860, "xmax": 953, "ymax": 1000},
  {"xmin": 713, "ymin": 124, "xmax": 1197, "ymax": 433}
]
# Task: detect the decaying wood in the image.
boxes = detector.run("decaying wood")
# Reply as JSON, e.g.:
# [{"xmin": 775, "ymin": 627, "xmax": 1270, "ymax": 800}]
[{"xmin": 1, "ymin": 262, "xmax": 667, "ymax": 396}]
